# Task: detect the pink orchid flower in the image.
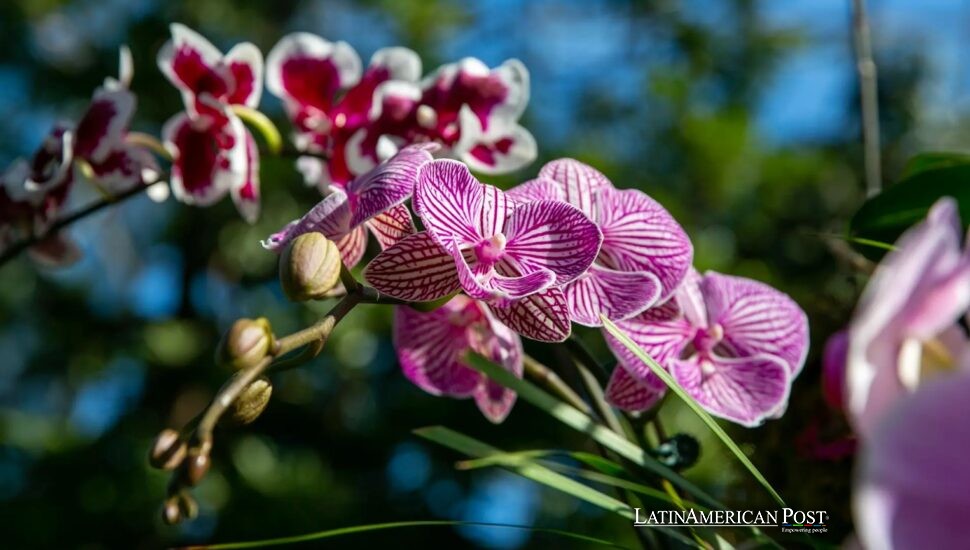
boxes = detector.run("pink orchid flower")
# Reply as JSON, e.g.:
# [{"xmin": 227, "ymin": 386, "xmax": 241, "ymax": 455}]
[
  {"xmin": 158, "ymin": 24, "xmax": 263, "ymax": 222},
  {"xmin": 262, "ymin": 144, "xmax": 435, "ymax": 268},
  {"xmin": 394, "ymin": 295, "xmax": 523, "ymax": 423},
  {"xmin": 365, "ymin": 159, "xmax": 602, "ymax": 342},
  {"xmin": 854, "ymin": 370, "xmax": 970, "ymax": 549},
  {"xmin": 845, "ymin": 197, "xmax": 970, "ymax": 436},
  {"xmin": 507, "ymin": 159, "xmax": 692, "ymax": 326},
  {"xmin": 604, "ymin": 269, "xmax": 808, "ymax": 427},
  {"xmin": 266, "ymin": 32, "xmax": 421, "ymax": 190}
]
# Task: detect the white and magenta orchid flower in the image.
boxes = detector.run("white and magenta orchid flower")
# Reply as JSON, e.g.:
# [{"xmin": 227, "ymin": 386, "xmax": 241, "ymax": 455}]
[
  {"xmin": 394, "ymin": 295, "xmax": 523, "ymax": 423},
  {"xmin": 604, "ymin": 269, "xmax": 808, "ymax": 426},
  {"xmin": 365, "ymin": 159, "xmax": 602, "ymax": 342},
  {"xmin": 854, "ymin": 369, "xmax": 970, "ymax": 549},
  {"xmin": 845, "ymin": 197, "xmax": 970, "ymax": 437},
  {"xmin": 158, "ymin": 24, "xmax": 263, "ymax": 222},
  {"xmin": 266, "ymin": 32, "xmax": 421, "ymax": 190},
  {"xmin": 262, "ymin": 144, "xmax": 435, "ymax": 268},
  {"xmin": 508, "ymin": 159, "xmax": 692, "ymax": 326}
]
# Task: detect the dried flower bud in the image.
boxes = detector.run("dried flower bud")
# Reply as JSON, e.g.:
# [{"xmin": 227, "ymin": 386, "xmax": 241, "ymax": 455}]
[
  {"xmin": 228, "ymin": 377, "xmax": 273, "ymax": 425},
  {"xmin": 280, "ymin": 232, "xmax": 342, "ymax": 302},
  {"xmin": 149, "ymin": 429, "xmax": 187, "ymax": 471},
  {"xmin": 162, "ymin": 497, "xmax": 182, "ymax": 525},
  {"xmin": 181, "ymin": 449, "xmax": 210, "ymax": 487},
  {"xmin": 217, "ymin": 317, "xmax": 273, "ymax": 370}
]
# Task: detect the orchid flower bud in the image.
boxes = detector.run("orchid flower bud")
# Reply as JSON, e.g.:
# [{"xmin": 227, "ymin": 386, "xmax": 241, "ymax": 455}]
[
  {"xmin": 149, "ymin": 429, "xmax": 187, "ymax": 471},
  {"xmin": 181, "ymin": 449, "xmax": 210, "ymax": 487},
  {"xmin": 217, "ymin": 318, "xmax": 274, "ymax": 371},
  {"xmin": 229, "ymin": 377, "xmax": 273, "ymax": 425},
  {"xmin": 279, "ymin": 232, "xmax": 342, "ymax": 302},
  {"xmin": 162, "ymin": 496, "xmax": 182, "ymax": 525}
]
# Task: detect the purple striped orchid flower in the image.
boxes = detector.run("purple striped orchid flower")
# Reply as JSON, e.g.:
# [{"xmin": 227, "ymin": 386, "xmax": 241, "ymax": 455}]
[
  {"xmin": 508, "ymin": 159, "xmax": 693, "ymax": 326},
  {"xmin": 604, "ymin": 269, "xmax": 808, "ymax": 426},
  {"xmin": 365, "ymin": 159, "xmax": 602, "ymax": 342},
  {"xmin": 158, "ymin": 24, "xmax": 263, "ymax": 222},
  {"xmin": 845, "ymin": 197, "xmax": 970, "ymax": 437},
  {"xmin": 394, "ymin": 295, "xmax": 523, "ymax": 423},
  {"xmin": 266, "ymin": 33, "xmax": 421, "ymax": 190},
  {"xmin": 262, "ymin": 144, "xmax": 435, "ymax": 268}
]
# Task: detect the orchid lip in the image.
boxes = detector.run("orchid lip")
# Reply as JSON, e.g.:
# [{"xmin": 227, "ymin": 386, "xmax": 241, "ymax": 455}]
[{"xmin": 474, "ymin": 233, "xmax": 507, "ymax": 264}]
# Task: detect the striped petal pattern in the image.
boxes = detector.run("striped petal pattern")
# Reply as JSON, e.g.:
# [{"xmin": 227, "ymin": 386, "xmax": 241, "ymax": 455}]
[
  {"xmin": 504, "ymin": 199, "xmax": 603, "ymax": 285},
  {"xmin": 393, "ymin": 296, "xmax": 523, "ymax": 423},
  {"xmin": 670, "ymin": 354, "xmax": 790, "ymax": 427},
  {"xmin": 488, "ymin": 288, "xmax": 572, "ymax": 342},
  {"xmin": 701, "ymin": 272, "xmax": 809, "ymax": 375},
  {"xmin": 413, "ymin": 159, "xmax": 489, "ymax": 247},
  {"xmin": 539, "ymin": 158, "xmax": 611, "ymax": 213},
  {"xmin": 565, "ymin": 265, "xmax": 662, "ymax": 327},
  {"xmin": 347, "ymin": 144, "xmax": 435, "ymax": 227},
  {"xmin": 366, "ymin": 203, "xmax": 414, "ymax": 250},
  {"xmin": 364, "ymin": 232, "xmax": 459, "ymax": 302},
  {"xmin": 604, "ymin": 367, "xmax": 665, "ymax": 412},
  {"xmin": 596, "ymin": 187, "xmax": 693, "ymax": 302}
]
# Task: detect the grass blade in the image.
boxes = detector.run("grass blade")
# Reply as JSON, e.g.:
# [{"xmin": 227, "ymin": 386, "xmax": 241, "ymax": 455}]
[
  {"xmin": 414, "ymin": 426, "xmax": 697, "ymax": 547},
  {"xmin": 465, "ymin": 352, "xmax": 726, "ymax": 511},
  {"xmin": 190, "ymin": 519, "xmax": 628, "ymax": 549},
  {"xmin": 601, "ymin": 316, "xmax": 786, "ymax": 507}
]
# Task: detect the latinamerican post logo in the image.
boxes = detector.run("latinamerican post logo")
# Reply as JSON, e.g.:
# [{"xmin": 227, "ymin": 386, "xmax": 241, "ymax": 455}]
[{"xmin": 634, "ymin": 508, "xmax": 829, "ymax": 534}]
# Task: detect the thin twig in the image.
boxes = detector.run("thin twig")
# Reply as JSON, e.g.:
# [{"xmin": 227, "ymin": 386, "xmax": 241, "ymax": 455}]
[
  {"xmin": 852, "ymin": 0, "xmax": 882, "ymax": 197},
  {"xmin": 522, "ymin": 355, "xmax": 593, "ymax": 415}
]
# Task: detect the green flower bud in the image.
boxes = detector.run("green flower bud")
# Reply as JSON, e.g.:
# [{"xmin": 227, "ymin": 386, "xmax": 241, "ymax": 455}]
[
  {"xmin": 280, "ymin": 232, "xmax": 342, "ymax": 301},
  {"xmin": 217, "ymin": 317, "xmax": 273, "ymax": 371},
  {"xmin": 228, "ymin": 377, "xmax": 273, "ymax": 425}
]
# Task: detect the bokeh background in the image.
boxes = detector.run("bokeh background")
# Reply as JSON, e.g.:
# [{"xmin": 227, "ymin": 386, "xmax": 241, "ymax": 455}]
[{"xmin": 1, "ymin": 0, "xmax": 967, "ymax": 548}]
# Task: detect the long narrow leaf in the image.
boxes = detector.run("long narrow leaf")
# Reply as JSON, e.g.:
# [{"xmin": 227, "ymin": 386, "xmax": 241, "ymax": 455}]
[
  {"xmin": 601, "ymin": 317, "xmax": 786, "ymax": 507},
  {"xmin": 191, "ymin": 520, "xmax": 627, "ymax": 549},
  {"xmin": 465, "ymin": 352, "xmax": 726, "ymax": 511},
  {"xmin": 414, "ymin": 426, "xmax": 697, "ymax": 547}
]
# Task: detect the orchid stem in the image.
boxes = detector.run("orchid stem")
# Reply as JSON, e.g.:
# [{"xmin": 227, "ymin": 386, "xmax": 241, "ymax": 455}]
[
  {"xmin": 523, "ymin": 355, "xmax": 593, "ymax": 416},
  {"xmin": 852, "ymin": 0, "xmax": 882, "ymax": 197}
]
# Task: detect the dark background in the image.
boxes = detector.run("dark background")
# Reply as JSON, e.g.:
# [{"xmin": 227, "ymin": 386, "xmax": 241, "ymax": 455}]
[{"xmin": 0, "ymin": 0, "xmax": 965, "ymax": 548}]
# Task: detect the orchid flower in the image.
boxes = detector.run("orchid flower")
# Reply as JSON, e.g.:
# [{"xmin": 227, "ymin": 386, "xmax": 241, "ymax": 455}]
[
  {"xmin": 365, "ymin": 159, "xmax": 602, "ymax": 342},
  {"xmin": 394, "ymin": 295, "xmax": 523, "ymax": 423},
  {"xmin": 158, "ymin": 24, "xmax": 263, "ymax": 222},
  {"xmin": 854, "ymin": 370, "xmax": 970, "ymax": 549},
  {"xmin": 266, "ymin": 32, "xmax": 421, "ymax": 190},
  {"xmin": 508, "ymin": 159, "xmax": 692, "ymax": 326},
  {"xmin": 845, "ymin": 197, "xmax": 970, "ymax": 436},
  {"xmin": 604, "ymin": 269, "xmax": 808, "ymax": 426},
  {"xmin": 1, "ymin": 127, "xmax": 78, "ymax": 265},
  {"xmin": 262, "ymin": 144, "xmax": 435, "ymax": 268}
]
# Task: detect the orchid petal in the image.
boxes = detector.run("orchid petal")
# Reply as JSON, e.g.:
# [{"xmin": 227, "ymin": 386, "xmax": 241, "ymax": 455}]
[
  {"xmin": 74, "ymin": 89, "xmax": 135, "ymax": 164},
  {"xmin": 595, "ymin": 187, "xmax": 693, "ymax": 301},
  {"xmin": 605, "ymin": 367, "xmax": 665, "ymax": 412},
  {"xmin": 266, "ymin": 32, "xmax": 361, "ymax": 116},
  {"xmin": 413, "ymin": 159, "xmax": 490, "ymax": 246},
  {"xmin": 336, "ymin": 225, "xmax": 368, "ymax": 268},
  {"xmin": 370, "ymin": 47, "xmax": 422, "ymax": 83},
  {"xmin": 158, "ymin": 23, "xmax": 233, "ymax": 117},
  {"xmin": 89, "ymin": 144, "xmax": 157, "ymax": 193},
  {"xmin": 503, "ymin": 199, "xmax": 603, "ymax": 286},
  {"xmin": 364, "ymin": 231, "xmax": 460, "ymax": 302},
  {"xmin": 162, "ymin": 112, "xmax": 241, "ymax": 206},
  {"xmin": 506, "ymin": 177, "xmax": 564, "ymax": 204},
  {"xmin": 701, "ymin": 271, "xmax": 809, "ymax": 376},
  {"xmin": 457, "ymin": 107, "xmax": 537, "ymax": 174},
  {"xmin": 366, "ymin": 203, "xmax": 414, "ymax": 250},
  {"xmin": 670, "ymin": 354, "xmax": 790, "ymax": 427},
  {"xmin": 471, "ymin": 309, "xmax": 523, "ymax": 423},
  {"xmin": 224, "ymin": 42, "xmax": 264, "ymax": 108},
  {"xmin": 394, "ymin": 303, "xmax": 481, "ymax": 397},
  {"xmin": 539, "ymin": 158, "xmax": 612, "ymax": 213},
  {"xmin": 603, "ymin": 301, "xmax": 693, "ymax": 383},
  {"xmin": 488, "ymin": 287, "xmax": 572, "ymax": 342},
  {"xmin": 564, "ymin": 264, "xmax": 662, "ymax": 326},
  {"xmin": 448, "ymin": 240, "xmax": 555, "ymax": 302},
  {"xmin": 347, "ymin": 144, "xmax": 434, "ymax": 227},
  {"xmin": 261, "ymin": 190, "xmax": 352, "ymax": 252}
]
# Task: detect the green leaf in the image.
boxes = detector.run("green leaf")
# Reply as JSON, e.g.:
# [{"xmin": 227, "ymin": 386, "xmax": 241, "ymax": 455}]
[
  {"xmin": 464, "ymin": 352, "xmax": 726, "ymax": 511},
  {"xmin": 415, "ymin": 426, "xmax": 697, "ymax": 547},
  {"xmin": 850, "ymin": 153, "xmax": 970, "ymax": 254},
  {"xmin": 231, "ymin": 105, "xmax": 283, "ymax": 155},
  {"xmin": 601, "ymin": 317, "xmax": 787, "ymax": 508},
  {"xmin": 199, "ymin": 519, "xmax": 629, "ymax": 549}
]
